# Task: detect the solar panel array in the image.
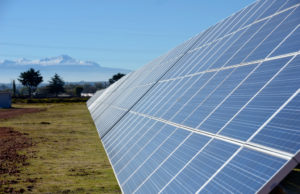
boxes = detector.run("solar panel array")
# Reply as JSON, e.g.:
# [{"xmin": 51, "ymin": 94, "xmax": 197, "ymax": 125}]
[{"xmin": 87, "ymin": 0, "xmax": 300, "ymax": 193}]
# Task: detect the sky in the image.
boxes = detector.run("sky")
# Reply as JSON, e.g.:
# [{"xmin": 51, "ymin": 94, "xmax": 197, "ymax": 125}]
[{"xmin": 0, "ymin": 0, "xmax": 255, "ymax": 71}]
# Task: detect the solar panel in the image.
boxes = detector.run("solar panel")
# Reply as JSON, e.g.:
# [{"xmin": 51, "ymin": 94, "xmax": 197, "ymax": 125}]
[
  {"xmin": 87, "ymin": 89, "xmax": 106, "ymax": 108},
  {"xmin": 87, "ymin": 0, "xmax": 300, "ymax": 193}
]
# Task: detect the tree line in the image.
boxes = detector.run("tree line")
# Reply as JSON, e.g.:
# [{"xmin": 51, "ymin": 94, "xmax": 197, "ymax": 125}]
[{"xmin": 6, "ymin": 68, "xmax": 125, "ymax": 98}]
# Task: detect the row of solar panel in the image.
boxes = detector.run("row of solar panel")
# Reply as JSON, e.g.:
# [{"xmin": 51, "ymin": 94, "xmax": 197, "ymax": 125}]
[
  {"xmin": 88, "ymin": 73, "xmax": 130, "ymax": 114},
  {"xmin": 162, "ymin": 5, "xmax": 300, "ymax": 81},
  {"xmin": 89, "ymin": 30, "xmax": 200, "ymax": 137},
  {"xmin": 128, "ymin": 55, "xmax": 300, "ymax": 154},
  {"xmin": 91, "ymin": 0, "xmax": 300, "ymax": 138},
  {"xmin": 87, "ymin": 89, "xmax": 107, "ymax": 108},
  {"xmin": 98, "ymin": 0, "xmax": 300, "ymax": 154},
  {"xmin": 87, "ymin": 0, "xmax": 300, "ymax": 193},
  {"xmin": 101, "ymin": 113, "xmax": 288, "ymax": 193}
]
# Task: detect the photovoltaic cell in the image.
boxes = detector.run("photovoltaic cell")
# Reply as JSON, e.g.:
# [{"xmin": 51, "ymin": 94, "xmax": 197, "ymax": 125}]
[
  {"xmin": 200, "ymin": 148, "xmax": 287, "ymax": 194},
  {"xmin": 160, "ymin": 140, "xmax": 240, "ymax": 194},
  {"xmin": 87, "ymin": 0, "xmax": 300, "ymax": 193},
  {"xmin": 251, "ymin": 93, "xmax": 300, "ymax": 154}
]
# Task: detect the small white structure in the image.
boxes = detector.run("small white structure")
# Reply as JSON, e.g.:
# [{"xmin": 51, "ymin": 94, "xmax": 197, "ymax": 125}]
[
  {"xmin": 81, "ymin": 93, "xmax": 94, "ymax": 97},
  {"xmin": 0, "ymin": 92, "xmax": 11, "ymax": 108}
]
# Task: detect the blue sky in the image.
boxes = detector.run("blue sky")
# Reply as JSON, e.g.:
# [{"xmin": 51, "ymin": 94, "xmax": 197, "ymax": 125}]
[{"xmin": 0, "ymin": 0, "xmax": 255, "ymax": 70}]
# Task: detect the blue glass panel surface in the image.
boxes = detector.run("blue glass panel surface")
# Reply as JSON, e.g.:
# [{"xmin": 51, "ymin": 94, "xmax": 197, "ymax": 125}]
[
  {"xmin": 220, "ymin": 55, "xmax": 300, "ymax": 141},
  {"xmin": 87, "ymin": 1, "xmax": 300, "ymax": 193},
  {"xmin": 271, "ymin": 26, "xmax": 300, "ymax": 57},
  {"xmin": 200, "ymin": 57, "xmax": 291, "ymax": 135},
  {"xmin": 159, "ymin": 72, "xmax": 213, "ymax": 121},
  {"xmin": 135, "ymin": 133, "xmax": 211, "ymax": 193},
  {"xmin": 140, "ymin": 81, "xmax": 175, "ymax": 115},
  {"xmin": 184, "ymin": 64, "xmax": 256, "ymax": 132},
  {"xmin": 122, "ymin": 129, "xmax": 190, "ymax": 193},
  {"xmin": 108, "ymin": 117, "xmax": 154, "ymax": 159},
  {"xmin": 184, "ymin": 42, "xmax": 221, "ymax": 75},
  {"xmin": 226, "ymin": 8, "xmax": 292, "ymax": 67},
  {"xmin": 171, "ymin": 69, "xmax": 232, "ymax": 125},
  {"xmin": 278, "ymin": 0, "xmax": 299, "ymax": 11},
  {"xmin": 102, "ymin": 112, "xmax": 138, "ymax": 147},
  {"xmin": 161, "ymin": 45, "xmax": 214, "ymax": 80},
  {"xmin": 187, "ymin": 36, "xmax": 232, "ymax": 75},
  {"xmin": 256, "ymin": 0, "xmax": 287, "ymax": 20},
  {"xmin": 227, "ymin": 1, "xmax": 260, "ymax": 33},
  {"xmin": 150, "ymin": 78, "xmax": 196, "ymax": 118},
  {"xmin": 112, "ymin": 121, "xmax": 164, "ymax": 170},
  {"xmin": 207, "ymin": 28, "xmax": 247, "ymax": 69},
  {"xmin": 160, "ymin": 139, "xmax": 239, "ymax": 194},
  {"xmin": 251, "ymin": 94, "xmax": 300, "ymax": 154},
  {"xmin": 241, "ymin": 0, "xmax": 274, "ymax": 27},
  {"xmin": 190, "ymin": 27, "xmax": 216, "ymax": 50},
  {"xmin": 94, "ymin": 107, "xmax": 127, "ymax": 137},
  {"xmin": 132, "ymin": 82, "xmax": 166, "ymax": 113},
  {"xmin": 200, "ymin": 148, "xmax": 287, "ymax": 194},
  {"xmin": 117, "ymin": 124, "xmax": 176, "ymax": 184},
  {"xmin": 245, "ymin": 7, "xmax": 299, "ymax": 62}
]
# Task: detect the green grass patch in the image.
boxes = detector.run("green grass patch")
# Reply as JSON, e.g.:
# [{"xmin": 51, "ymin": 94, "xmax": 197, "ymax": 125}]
[
  {"xmin": 0, "ymin": 103, "xmax": 120, "ymax": 193},
  {"xmin": 12, "ymin": 97, "xmax": 90, "ymax": 104}
]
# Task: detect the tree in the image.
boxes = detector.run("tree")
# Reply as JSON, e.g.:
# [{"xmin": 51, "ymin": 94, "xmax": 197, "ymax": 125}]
[
  {"xmin": 18, "ymin": 68, "xmax": 43, "ymax": 98},
  {"xmin": 12, "ymin": 80, "xmax": 16, "ymax": 97},
  {"xmin": 75, "ymin": 86, "xmax": 83, "ymax": 97},
  {"xmin": 109, "ymin": 73, "xmax": 125, "ymax": 85},
  {"xmin": 82, "ymin": 83, "xmax": 96, "ymax": 93},
  {"xmin": 95, "ymin": 82, "xmax": 104, "ymax": 90},
  {"xmin": 47, "ymin": 74, "xmax": 65, "ymax": 97}
]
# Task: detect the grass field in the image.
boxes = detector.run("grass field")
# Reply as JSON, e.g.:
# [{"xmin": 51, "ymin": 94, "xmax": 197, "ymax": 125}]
[{"xmin": 0, "ymin": 103, "xmax": 120, "ymax": 193}]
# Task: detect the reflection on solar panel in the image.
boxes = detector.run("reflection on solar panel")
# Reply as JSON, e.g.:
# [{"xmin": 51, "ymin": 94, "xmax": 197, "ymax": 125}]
[{"xmin": 87, "ymin": 0, "xmax": 300, "ymax": 193}]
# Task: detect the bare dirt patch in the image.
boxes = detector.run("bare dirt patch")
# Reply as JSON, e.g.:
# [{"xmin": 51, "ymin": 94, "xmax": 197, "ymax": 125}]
[
  {"xmin": 0, "ymin": 108, "xmax": 46, "ymax": 120},
  {"xmin": 0, "ymin": 127, "xmax": 34, "ymax": 193}
]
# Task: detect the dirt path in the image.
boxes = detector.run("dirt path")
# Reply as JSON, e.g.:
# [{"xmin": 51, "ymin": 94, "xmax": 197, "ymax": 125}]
[
  {"xmin": 0, "ymin": 127, "xmax": 34, "ymax": 193},
  {"xmin": 0, "ymin": 108, "xmax": 46, "ymax": 119},
  {"xmin": 0, "ymin": 107, "xmax": 44, "ymax": 193}
]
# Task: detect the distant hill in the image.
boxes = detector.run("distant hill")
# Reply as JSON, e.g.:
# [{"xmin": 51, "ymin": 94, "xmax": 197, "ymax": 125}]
[{"xmin": 0, "ymin": 55, "xmax": 131, "ymax": 83}]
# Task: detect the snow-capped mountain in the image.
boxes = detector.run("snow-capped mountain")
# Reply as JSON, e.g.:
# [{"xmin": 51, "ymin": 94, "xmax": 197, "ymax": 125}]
[
  {"xmin": 0, "ymin": 55, "xmax": 99, "ymax": 67},
  {"xmin": 0, "ymin": 55, "xmax": 131, "ymax": 83}
]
